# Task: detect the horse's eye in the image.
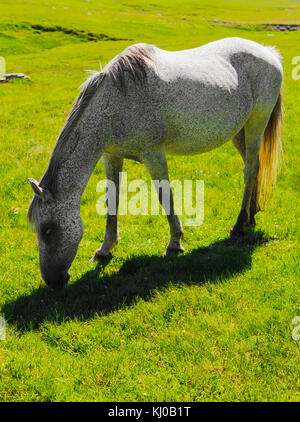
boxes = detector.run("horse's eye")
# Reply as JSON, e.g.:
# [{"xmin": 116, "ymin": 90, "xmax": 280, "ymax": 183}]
[{"xmin": 41, "ymin": 225, "xmax": 54, "ymax": 238}]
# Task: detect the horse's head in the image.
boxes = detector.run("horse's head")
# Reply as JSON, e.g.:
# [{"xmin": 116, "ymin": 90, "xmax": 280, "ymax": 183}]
[{"xmin": 28, "ymin": 178, "xmax": 83, "ymax": 289}]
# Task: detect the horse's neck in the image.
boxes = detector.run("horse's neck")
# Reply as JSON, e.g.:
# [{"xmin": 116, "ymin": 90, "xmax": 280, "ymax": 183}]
[
  {"xmin": 53, "ymin": 101, "xmax": 111, "ymax": 202},
  {"xmin": 55, "ymin": 130, "xmax": 104, "ymax": 204}
]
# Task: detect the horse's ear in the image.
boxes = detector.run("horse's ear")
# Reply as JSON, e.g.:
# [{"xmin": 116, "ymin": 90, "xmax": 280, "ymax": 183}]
[{"xmin": 28, "ymin": 178, "xmax": 54, "ymax": 201}]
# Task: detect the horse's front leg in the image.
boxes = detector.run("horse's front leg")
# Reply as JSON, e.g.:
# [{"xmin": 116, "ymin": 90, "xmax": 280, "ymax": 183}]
[
  {"xmin": 143, "ymin": 149, "xmax": 184, "ymax": 255},
  {"xmin": 91, "ymin": 153, "xmax": 123, "ymax": 261}
]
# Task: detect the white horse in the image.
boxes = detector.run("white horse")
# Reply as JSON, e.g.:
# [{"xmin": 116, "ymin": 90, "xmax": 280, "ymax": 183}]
[{"xmin": 28, "ymin": 37, "xmax": 283, "ymax": 289}]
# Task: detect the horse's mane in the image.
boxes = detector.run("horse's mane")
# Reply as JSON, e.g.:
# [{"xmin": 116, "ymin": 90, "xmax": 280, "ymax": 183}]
[
  {"xmin": 28, "ymin": 43, "xmax": 155, "ymax": 227},
  {"xmin": 104, "ymin": 43, "xmax": 155, "ymax": 92}
]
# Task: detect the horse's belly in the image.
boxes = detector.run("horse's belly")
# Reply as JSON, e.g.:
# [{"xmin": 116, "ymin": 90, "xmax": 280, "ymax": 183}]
[
  {"xmin": 165, "ymin": 135, "xmax": 228, "ymax": 155},
  {"xmin": 164, "ymin": 112, "xmax": 244, "ymax": 155},
  {"xmin": 164, "ymin": 93, "xmax": 251, "ymax": 155}
]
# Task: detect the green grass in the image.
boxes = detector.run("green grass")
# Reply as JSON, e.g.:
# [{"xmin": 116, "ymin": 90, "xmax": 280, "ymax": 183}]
[{"xmin": 0, "ymin": 0, "xmax": 300, "ymax": 402}]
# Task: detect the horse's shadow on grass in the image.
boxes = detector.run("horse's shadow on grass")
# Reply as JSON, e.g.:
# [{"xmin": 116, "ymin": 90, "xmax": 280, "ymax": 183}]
[{"xmin": 3, "ymin": 230, "xmax": 271, "ymax": 331}]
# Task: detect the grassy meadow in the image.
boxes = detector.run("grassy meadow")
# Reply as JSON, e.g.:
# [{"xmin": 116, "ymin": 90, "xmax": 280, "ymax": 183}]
[{"xmin": 0, "ymin": 0, "xmax": 300, "ymax": 401}]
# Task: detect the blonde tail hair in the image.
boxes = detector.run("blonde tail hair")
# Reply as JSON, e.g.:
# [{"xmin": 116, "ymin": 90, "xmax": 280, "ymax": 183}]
[{"xmin": 256, "ymin": 86, "xmax": 283, "ymax": 210}]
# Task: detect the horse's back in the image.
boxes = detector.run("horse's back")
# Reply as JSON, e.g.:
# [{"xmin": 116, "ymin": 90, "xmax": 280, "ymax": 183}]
[
  {"xmin": 153, "ymin": 37, "xmax": 282, "ymax": 82},
  {"xmin": 146, "ymin": 38, "xmax": 283, "ymax": 154}
]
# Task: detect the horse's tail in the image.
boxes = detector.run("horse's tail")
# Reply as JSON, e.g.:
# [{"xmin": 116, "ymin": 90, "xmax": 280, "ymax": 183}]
[{"xmin": 256, "ymin": 85, "xmax": 283, "ymax": 210}]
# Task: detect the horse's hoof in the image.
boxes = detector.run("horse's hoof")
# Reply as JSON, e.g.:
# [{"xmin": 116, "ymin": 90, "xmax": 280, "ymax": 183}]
[
  {"xmin": 164, "ymin": 246, "xmax": 184, "ymax": 257},
  {"xmin": 90, "ymin": 251, "xmax": 112, "ymax": 262},
  {"xmin": 229, "ymin": 227, "xmax": 246, "ymax": 239}
]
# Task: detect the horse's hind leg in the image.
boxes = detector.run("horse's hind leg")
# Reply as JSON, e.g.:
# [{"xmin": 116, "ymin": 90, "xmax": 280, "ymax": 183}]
[
  {"xmin": 232, "ymin": 128, "xmax": 246, "ymax": 163},
  {"xmin": 231, "ymin": 117, "xmax": 267, "ymax": 237},
  {"xmin": 142, "ymin": 149, "xmax": 184, "ymax": 255},
  {"xmin": 91, "ymin": 153, "xmax": 123, "ymax": 261},
  {"xmin": 232, "ymin": 128, "xmax": 259, "ymax": 226}
]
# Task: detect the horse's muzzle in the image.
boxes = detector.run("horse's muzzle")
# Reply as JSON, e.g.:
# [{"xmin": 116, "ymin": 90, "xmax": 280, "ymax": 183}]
[{"xmin": 44, "ymin": 272, "xmax": 70, "ymax": 289}]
